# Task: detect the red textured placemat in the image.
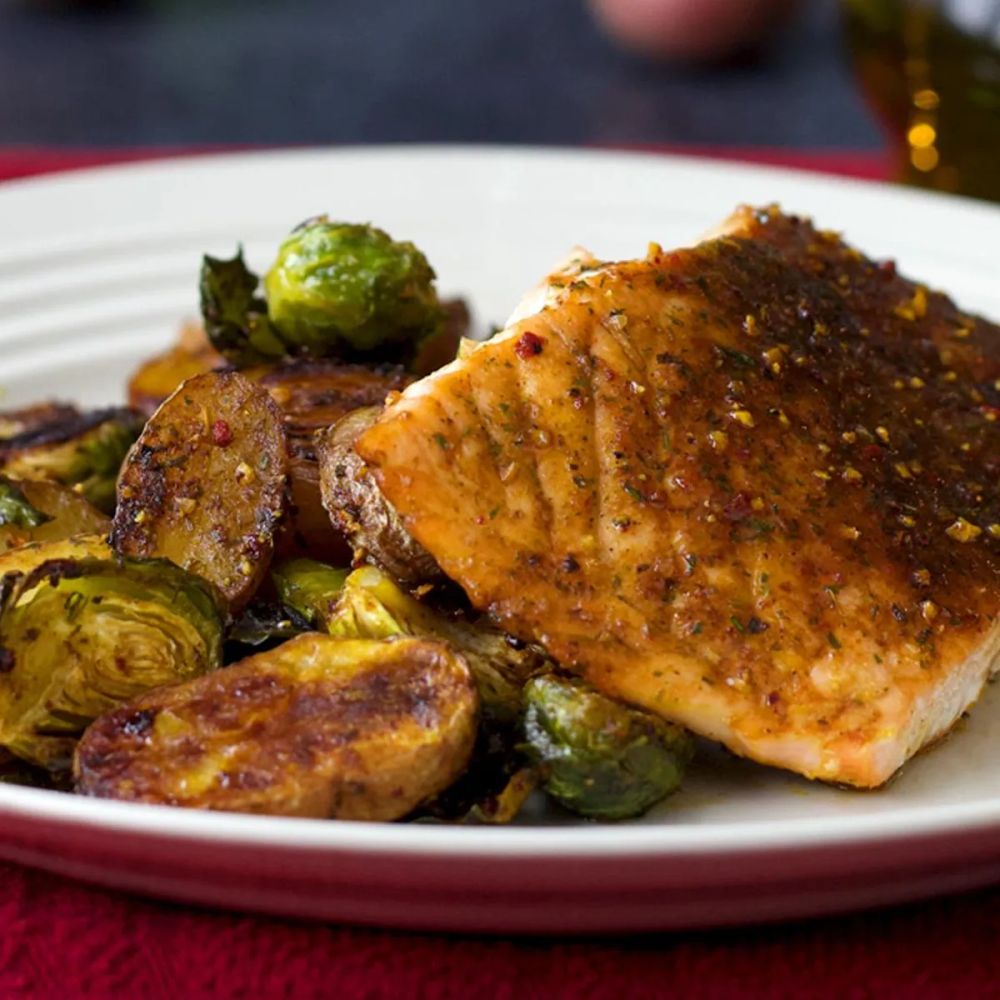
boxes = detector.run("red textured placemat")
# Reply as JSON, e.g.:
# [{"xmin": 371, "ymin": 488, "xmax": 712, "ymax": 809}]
[{"xmin": 0, "ymin": 145, "xmax": 993, "ymax": 1000}]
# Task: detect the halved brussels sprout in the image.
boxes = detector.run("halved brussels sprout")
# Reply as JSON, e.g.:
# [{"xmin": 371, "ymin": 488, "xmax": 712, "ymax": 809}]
[
  {"xmin": 0, "ymin": 405, "xmax": 142, "ymax": 514},
  {"xmin": 0, "ymin": 553, "xmax": 223, "ymax": 771},
  {"xmin": 522, "ymin": 674, "xmax": 694, "ymax": 821},
  {"xmin": 327, "ymin": 565, "xmax": 546, "ymax": 721},
  {"xmin": 0, "ymin": 477, "xmax": 109, "ymax": 552},
  {"xmin": 112, "ymin": 370, "xmax": 288, "ymax": 614},
  {"xmin": 317, "ymin": 407, "xmax": 441, "ymax": 585},
  {"xmin": 75, "ymin": 634, "xmax": 478, "ymax": 820},
  {"xmin": 272, "ymin": 558, "xmax": 349, "ymax": 628}
]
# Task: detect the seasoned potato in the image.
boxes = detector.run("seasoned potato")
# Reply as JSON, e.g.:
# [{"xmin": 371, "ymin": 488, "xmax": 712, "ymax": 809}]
[
  {"xmin": 317, "ymin": 407, "xmax": 441, "ymax": 584},
  {"xmin": 111, "ymin": 371, "xmax": 288, "ymax": 613},
  {"xmin": 0, "ymin": 477, "xmax": 109, "ymax": 552},
  {"xmin": 75, "ymin": 634, "xmax": 478, "ymax": 819},
  {"xmin": 0, "ymin": 553, "xmax": 223, "ymax": 771},
  {"xmin": 0, "ymin": 405, "xmax": 142, "ymax": 514},
  {"xmin": 245, "ymin": 359, "xmax": 412, "ymax": 561},
  {"xmin": 127, "ymin": 323, "xmax": 225, "ymax": 417}
]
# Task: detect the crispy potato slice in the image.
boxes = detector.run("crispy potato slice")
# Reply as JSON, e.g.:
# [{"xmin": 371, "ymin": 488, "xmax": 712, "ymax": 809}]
[
  {"xmin": 317, "ymin": 407, "xmax": 441, "ymax": 584},
  {"xmin": 0, "ymin": 478, "xmax": 109, "ymax": 552},
  {"xmin": 244, "ymin": 360, "xmax": 412, "ymax": 562},
  {"xmin": 111, "ymin": 370, "xmax": 287, "ymax": 613},
  {"xmin": 127, "ymin": 322, "xmax": 225, "ymax": 417},
  {"xmin": 75, "ymin": 634, "xmax": 478, "ymax": 819}
]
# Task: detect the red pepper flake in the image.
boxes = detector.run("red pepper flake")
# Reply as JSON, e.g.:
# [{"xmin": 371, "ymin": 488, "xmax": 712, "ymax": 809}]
[
  {"xmin": 861, "ymin": 443, "xmax": 883, "ymax": 462},
  {"xmin": 878, "ymin": 260, "xmax": 896, "ymax": 278},
  {"xmin": 211, "ymin": 419, "xmax": 233, "ymax": 447},
  {"xmin": 723, "ymin": 492, "xmax": 752, "ymax": 522},
  {"xmin": 515, "ymin": 331, "xmax": 545, "ymax": 359}
]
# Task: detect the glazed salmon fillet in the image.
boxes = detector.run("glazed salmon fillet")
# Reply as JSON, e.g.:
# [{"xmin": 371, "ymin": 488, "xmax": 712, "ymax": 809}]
[{"xmin": 356, "ymin": 206, "xmax": 1000, "ymax": 787}]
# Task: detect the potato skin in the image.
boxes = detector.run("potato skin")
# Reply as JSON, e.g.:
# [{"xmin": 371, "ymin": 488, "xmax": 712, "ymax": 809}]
[
  {"xmin": 111, "ymin": 370, "xmax": 288, "ymax": 614},
  {"xmin": 245, "ymin": 360, "xmax": 412, "ymax": 562},
  {"xmin": 317, "ymin": 407, "xmax": 440, "ymax": 584},
  {"xmin": 75, "ymin": 634, "xmax": 478, "ymax": 820}
]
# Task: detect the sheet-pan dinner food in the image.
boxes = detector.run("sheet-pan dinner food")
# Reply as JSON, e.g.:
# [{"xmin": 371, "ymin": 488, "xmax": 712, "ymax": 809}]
[{"xmin": 0, "ymin": 208, "xmax": 996, "ymax": 821}]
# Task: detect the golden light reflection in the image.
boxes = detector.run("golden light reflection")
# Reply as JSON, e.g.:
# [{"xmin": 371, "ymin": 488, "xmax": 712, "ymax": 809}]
[
  {"xmin": 907, "ymin": 122, "xmax": 937, "ymax": 147},
  {"xmin": 913, "ymin": 87, "xmax": 940, "ymax": 111},
  {"xmin": 911, "ymin": 145, "xmax": 940, "ymax": 171}
]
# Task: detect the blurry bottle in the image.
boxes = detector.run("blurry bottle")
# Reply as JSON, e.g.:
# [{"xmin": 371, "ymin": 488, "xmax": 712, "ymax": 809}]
[{"xmin": 843, "ymin": 0, "xmax": 1000, "ymax": 201}]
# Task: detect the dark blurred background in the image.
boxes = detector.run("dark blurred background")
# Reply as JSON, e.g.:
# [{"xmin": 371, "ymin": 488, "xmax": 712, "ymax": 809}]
[{"xmin": 0, "ymin": 0, "xmax": 881, "ymax": 150}]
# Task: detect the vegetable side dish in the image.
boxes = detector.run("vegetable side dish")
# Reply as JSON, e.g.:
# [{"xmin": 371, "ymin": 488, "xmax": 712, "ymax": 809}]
[{"xmin": 0, "ymin": 208, "xmax": 995, "ymax": 822}]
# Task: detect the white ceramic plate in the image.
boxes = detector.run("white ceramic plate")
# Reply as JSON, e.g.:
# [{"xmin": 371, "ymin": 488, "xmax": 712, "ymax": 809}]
[{"xmin": 0, "ymin": 147, "xmax": 998, "ymax": 933}]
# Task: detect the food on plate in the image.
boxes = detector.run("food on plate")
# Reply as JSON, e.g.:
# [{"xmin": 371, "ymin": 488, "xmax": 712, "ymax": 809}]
[
  {"xmin": 75, "ymin": 634, "xmax": 478, "ymax": 819},
  {"xmin": 0, "ymin": 203, "xmax": 992, "ymax": 824},
  {"xmin": 111, "ymin": 370, "xmax": 288, "ymax": 613},
  {"xmin": 248, "ymin": 359, "xmax": 413, "ymax": 561},
  {"xmin": 0, "ymin": 549, "xmax": 222, "ymax": 770},
  {"xmin": 328, "ymin": 565, "xmax": 546, "ymax": 723},
  {"xmin": 355, "ymin": 205, "xmax": 999, "ymax": 789},
  {"xmin": 317, "ymin": 407, "xmax": 442, "ymax": 584},
  {"xmin": 0, "ymin": 404, "xmax": 142, "ymax": 514},
  {"xmin": 0, "ymin": 477, "xmax": 109, "ymax": 552},
  {"xmin": 200, "ymin": 219, "xmax": 448, "ymax": 370},
  {"xmin": 272, "ymin": 557, "xmax": 349, "ymax": 628},
  {"xmin": 522, "ymin": 673, "xmax": 693, "ymax": 820}
]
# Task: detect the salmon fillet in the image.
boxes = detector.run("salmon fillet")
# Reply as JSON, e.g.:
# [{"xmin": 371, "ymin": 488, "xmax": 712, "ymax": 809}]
[{"xmin": 356, "ymin": 206, "xmax": 1000, "ymax": 787}]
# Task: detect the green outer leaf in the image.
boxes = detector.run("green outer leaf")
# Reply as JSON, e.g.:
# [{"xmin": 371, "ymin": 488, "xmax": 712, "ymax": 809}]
[
  {"xmin": 522, "ymin": 674, "xmax": 694, "ymax": 821},
  {"xmin": 0, "ymin": 479, "xmax": 50, "ymax": 529}
]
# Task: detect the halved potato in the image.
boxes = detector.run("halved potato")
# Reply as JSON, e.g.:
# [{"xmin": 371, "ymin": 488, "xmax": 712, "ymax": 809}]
[
  {"xmin": 127, "ymin": 322, "xmax": 225, "ymax": 417},
  {"xmin": 317, "ymin": 407, "xmax": 441, "ymax": 584},
  {"xmin": 246, "ymin": 359, "xmax": 412, "ymax": 561},
  {"xmin": 75, "ymin": 633, "xmax": 478, "ymax": 819},
  {"xmin": 111, "ymin": 370, "xmax": 288, "ymax": 613}
]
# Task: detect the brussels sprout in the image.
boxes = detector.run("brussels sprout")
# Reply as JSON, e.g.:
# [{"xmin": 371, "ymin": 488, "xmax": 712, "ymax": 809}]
[
  {"xmin": 264, "ymin": 218, "xmax": 444, "ymax": 359},
  {"xmin": 466, "ymin": 767, "xmax": 537, "ymax": 824},
  {"xmin": 225, "ymin": 599, "xmax": 312, "ymax": 652},
  {"xmin": 0, "ymin": 477, "xmax": 109, "ymax": 553},
  {"xmin": 199, "ymin": 248, "xmax": 286, "ymax": 365},
  {"xmin": 272, "ymin": 558, "xmax": 349, "ymax": 628},
  {"xmin": 0, "ymin": 405, "xmax": 142, "ymax": 514},
  {"xmin": 75, "ymin": 634, "xmax": 478, "ymax": 820},
  {"xmin": 328, "ymin": 565, "xmax": 546, "ymax": 721},
  {"xmin": 317, "ymin": 407, "xmax": 441, "ymax": 585},
  {"xmin": 522, "ymin": 674, "xmax": 694, "ymax": 821},
  {"xmin": 0, "ymin": 554, "xmax": 223, "ymax": 770}
]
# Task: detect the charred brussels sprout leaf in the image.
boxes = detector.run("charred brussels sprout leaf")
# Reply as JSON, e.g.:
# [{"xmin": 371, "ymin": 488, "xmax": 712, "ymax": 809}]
[
  {"xmin": 0, "ymin": 555, "xmax": 223, "ymax": 771},
  {"xmin": 522, "ymin": 674, "xmax": 694, "ymax": 821},
  {"xmin": 272, "ymin": 558, "xmax": 349, "ymax": 628},
  {"xmin": 200, "ymin": 248, "xmax": 287, "ymax": 365},
  {"xmin": 0, "ymin": 406, "xmax": 142, "ymax": 514},
  {"xmin": 75, "ymin": 634, "xmax": 478, "ymax": 820},
  {"xmin": 226, "ymin": 600, "xmax": 312, "ymax": 651},
  {"xmin": 264, "ymin": 218, "xmax": 444, "ymax": 359},
  {"xmin": 0, "ymin": 479, "xmax": 49, "ymax": 530},
  {"xmin": 328, "ymin": 565, "xmax": 545, "ymax": 721}
]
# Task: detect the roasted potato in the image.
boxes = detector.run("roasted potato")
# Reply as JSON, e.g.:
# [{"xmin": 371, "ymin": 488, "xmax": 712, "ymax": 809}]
[
  {"xmin": 522, "ymin": 674, "xmax": 694, "ymax": 820},
  {"xmin": 75, "ymin": 634, "xmax": 478, "ymax": 820},
  {"xmin": 0, "ymin": 477, "xmax": 109, "ymax": 552},
  {"xmin": 127, "ymin": 322, "xmax": 225, "ymax": 417},
  {"xmin": 246, "ymin": 359, "xmax": 412, "ymax": 561},
  {"xmin": 0, "ymin": 552, "xmax": 223, "ymax": 771},
  {"xmin": 318, "ymin": 407, "xmax": 441, "ymax": 584},
  {"xmin": 111, "ymin": 371, "xmax": 288, "ymax": 614},
  {"xmin": 0, "ymin": 405, "xmax": 142, "ymax": 514}
]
